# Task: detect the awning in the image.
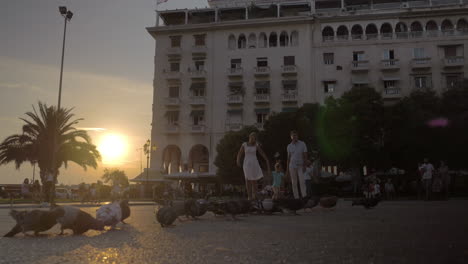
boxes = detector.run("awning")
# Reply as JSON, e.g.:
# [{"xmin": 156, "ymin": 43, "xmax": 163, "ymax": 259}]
[
  {"xmin": 282, "ymin": 107, "xmax": 298, "ymax": 113},
  {"xmin": 190, "ymin": 110, "xmax": 204, "ymax": 116},
  {"xmin": 382, "ymin": 76, "xmax": 401, "ymax": 81},
  {"xmin": 255, "ymin": 81, "xmax": 270, "ymax": 89},
  {"xmin": 190, "ymin": 82, "xmax": 206, "ymax": 90},
  {"xmin": 255, "ymin": 108, "xmax": 270, "ymax": 114},
  {"xmin": 227, "ymin": 109, "xmax": 243, "ymax": 114},
  {"xmin": 282, "ymin": 80, "xmax": 297, "ymax": 86},
  {"xmin": 164, "ymin": 110, "xmax": 179, "ymax": 117}
]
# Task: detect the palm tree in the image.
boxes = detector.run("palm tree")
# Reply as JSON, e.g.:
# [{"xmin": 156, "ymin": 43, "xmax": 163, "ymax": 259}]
[{"xmin": 0, "ymin": 102, "xmax": 101, "ymax": 201}]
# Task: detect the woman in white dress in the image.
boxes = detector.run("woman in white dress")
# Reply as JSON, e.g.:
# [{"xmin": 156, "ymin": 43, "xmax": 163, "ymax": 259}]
[{"xmin": 236, "ymin": 132, "xmax": 270, "ymax": 200}]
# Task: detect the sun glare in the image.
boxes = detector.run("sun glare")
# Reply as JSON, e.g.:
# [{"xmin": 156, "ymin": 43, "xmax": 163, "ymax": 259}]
[{"xmin": 97, "ymin": 134, "xmax": 128, "ymax": 164}]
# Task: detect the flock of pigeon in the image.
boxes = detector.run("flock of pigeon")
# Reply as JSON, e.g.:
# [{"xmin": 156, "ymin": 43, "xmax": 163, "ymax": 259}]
[
  {"xmin": 156, "ymin": 196, "xmax": 341, "ymax": 228},
  {"xmin": 3, "ymin": 200, "xmax": 130, "ymax": 237}
]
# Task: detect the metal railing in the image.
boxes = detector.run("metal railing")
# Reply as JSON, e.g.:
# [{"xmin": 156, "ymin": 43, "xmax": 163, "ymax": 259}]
[{"xmin": 227, "ymin": 94, "xmax": 243, "ymax": 104}]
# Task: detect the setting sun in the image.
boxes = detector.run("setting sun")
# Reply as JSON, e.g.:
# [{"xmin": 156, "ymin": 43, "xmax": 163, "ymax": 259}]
[{"xmin": 97, "ymin": 133, "xmax": 128, "ymax": 164}]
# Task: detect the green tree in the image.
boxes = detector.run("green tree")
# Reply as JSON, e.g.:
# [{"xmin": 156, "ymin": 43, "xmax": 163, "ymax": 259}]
[
  {"xmin": 214, "ymin": 126, "xmax": 258, "ymax": 184},
  {"xmin": 101, "ymin": 168, "xmax": 129, "ymax": 187},
  {"xmin": 0, "ymin": 102, "xmax": 101, "ymax": 187}
]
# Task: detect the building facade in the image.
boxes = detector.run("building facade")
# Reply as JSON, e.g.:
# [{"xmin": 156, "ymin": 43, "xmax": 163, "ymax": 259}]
[{"xmin": 146, "ymin": 0, "xmax": 468, "ymax": 178}]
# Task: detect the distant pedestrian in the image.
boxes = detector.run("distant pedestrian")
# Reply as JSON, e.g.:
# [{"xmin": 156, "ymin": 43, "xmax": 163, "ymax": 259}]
[
  {"xmin": 286, "ymin": 130, "xmax": 308, "ymax": 199},
  {"xmin": 236, "ymin": 132, "xmax": 271, "ymax": 200},
  {"xmin": 420, "ymin": 158, "xmax": 435, "ymax": 200},
  {"xmin": 32, "ymin": 180, "xmax": 41, "ymax": 203},
  {"xmin": 44, "ymin": 171, "xmax": 56, "ymax": 205},
  {"xmin": 438, "ymin": 161, "xmax": 450, "ymax": 199},
  {"xmin": 385, "ymin": 178, "xmax": 395, "ymax": 200},
  {"xmin": 21, "ymin": 178, "xmax": 31, "ymax": 199},
  {"xmin": 272, "ymin": 162, "xmax": 285, "ymax": 200},
  {"xmin": 304, "ymin": 160, "xmax": 313, "ymax": 198}
]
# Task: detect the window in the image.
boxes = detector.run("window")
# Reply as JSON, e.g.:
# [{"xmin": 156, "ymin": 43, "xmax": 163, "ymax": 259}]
[
  {"xmin": 353, "ymin": 51, "xmax": 365, "ymax": 61},
  {"xmin": 414, "ymin": 76, "xmax": 431, "ymax": 89},
  {"xmin": 166, "ymin": 111, "xmax": 179, "ymax": 125},
  {"xmin": 446, "ymin": 75, "xmax": 461, "ymax": 89},
  {"xmin": 257, "ymin": 57, "xmax": 268, "ymax": 67},
  {"xmin": 194, "ymin": 60, "xmax": 205, "ymax": 71},
  {"xmin": 170, "ymin": 36, "xmax": 181, "ymax": 47},
  {"xmin": 248, "ymin": 33, "xmax": 257, "ymax": 48},
  {"xmin": 284, "ymin": 56, "xmax": 295, "ymax": 66},
  {"xmin": 229, "ymin": 82, "xmax": 243, "ymax": 95},
  {"xmin": 238, "ymin": 34, "xmax": 246, "ymax": 49},
  {"xmin": 323, "ymin": 53, "xmax": 334, "ymax": 65},
  {"xmin": 255, "ymin": 81, "xmax": 270, "ymax": 94},
  {"xmin": 227, "ymin": 110, "xmax": 242, "ymax": 124},
  {"xmin": 324, "ymin": 81, "xmax": 335, "ymax": 93},
  {"xmin": 384, "ymin": 80, "xmax": 396, "ymax": 89},
  {"xmin": 290, "ymin": 31, "xmax": 299, "ymax": 46},
  {"xmin": 444, "ymin": 46, "xmax": 457, "ymax": 58},
  {"xmin": 228, "ymin": 35, "xmax": 236, "ymax": 50},
  {"xmin": 283, "ymin": 80, "xmax": 297, "ymax": 94},
  {"xmin": 383, "ymin": 49, "xmax": 395, "ymax": 60},
  {"xmin": 231, "ymin": 59, "xmax": 242, "ymax": 69},
  {"xmin": 191, "ymin": 82, "xmax": 206, "ymax": 97},
  {"xmin": 258, "ymin": 33, "xmax": 267, "ymax": 48},
  {"xmin": 194, "ymin": 34, "xmax": 206, "ymax": 46},
  {"xmin": 169, "ymin": 86, "xmax": 179, "ymax": 98},
  {"xmin": 256, "ymin": 113, "xmax": 268, "ymax": 124},
  {"xmin": 170, "ymin": 62, "xmax": 180, "ymax": 72},
  {"xmin": 269, "ymin": 32, "xmax": 277, "ymax": 47},
  {"xmin": 413, "ymin": 48, "xmax": 425, "ymax": 59},
  {"xmin": 192, "ymin": 113, "xmax": 204, "ymax": 125}
]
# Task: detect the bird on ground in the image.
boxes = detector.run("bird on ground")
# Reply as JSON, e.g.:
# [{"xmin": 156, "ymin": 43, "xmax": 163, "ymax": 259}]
[
  {"xmin": 55, "ymin": 206, "xmax": 104, "ymax": 235},
  {"xmin": 4, "ymin": 208, "xmax": 65, "ymax": 237},
  {"xmin": 96, "ymin": 200, "xmax": 131, "ymax": 229},
  {"xmin": 195, "ymin": 199, "xmax": 209, "ymax": 217},
  {"xmin": 184, "ymin": 199, "xmax": 202, "ymax": 219},
  {"xmin": 275, "ymin": 197, "xmax": 310, "ymax": 215},
  {"xmin": 319, "ymin": 196, "xmax": 338, "ymax": 209},
  {"xmin": 206, "ymin": 201, "xmax": 226, "ymax": 216},
  {"xmin": 352, "ymin": 197, "xmax": 380, "ymax": 209},
  {"xmin": 236, "ymin": 199, "xmax": 253, "ymax": 215},
  {"xmin": 156, "ymin": 206, "xmax": 178, "ymax": 227},
  {"xmin": 220, "ymin": 200, "xmax": 242, "ymax": 220},
  {"xmin": 303, "ymin": 196, "xmax": 320, "ymax": 211}
]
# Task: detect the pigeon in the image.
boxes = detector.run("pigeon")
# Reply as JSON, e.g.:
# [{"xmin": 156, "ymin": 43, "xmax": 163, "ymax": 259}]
[
  {"xmin": 236, "ymin": 199, "xmax": 253, "ymax": 215},
  {"xmin": 195, "ymin": 199, "xmax": 209, "ymax": 217},
  {"xmin": 4, "ymin": 208, "xmax": 65, "ymax": 237},
  {"xmin": 352, "ymin": 197, "xmax": 380, "ymax": 209},
  {"xmin": 303, "ymin": 196, "xmax": 320, "ymax": 211},
  {"xmin": 184, "ymin": 199, "xmax": 202, "ymax": 219},
  {"xmin": 219, "ymin": 200, "xmax": 242, "ymax": 220},
  {"xmin": 156, "ymin": 207, "xmax": 177, "ymax": 227},
  {"xmin": 319, "ymin": 196, "xmax": 338, "ymax": 209},
  {"xmin": 55, "ymin": 206, "xmax": 104, "ymax": 235},
  {"xmin": 275, "ymin": 197, "xmax": 309, "ymax": 215},
  {"xmin": 96, "ymin": 200, "xmax": 130, "ymax": 228},
  {"xmin": 206, "ymin": 201, "xmax": 225, "ymax": 216}
]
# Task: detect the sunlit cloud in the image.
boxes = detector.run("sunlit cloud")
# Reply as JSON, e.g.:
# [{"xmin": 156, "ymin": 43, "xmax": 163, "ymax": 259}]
[{"xmin": 78, "ymin": 127, "xmax": 107, "ymax": 132}]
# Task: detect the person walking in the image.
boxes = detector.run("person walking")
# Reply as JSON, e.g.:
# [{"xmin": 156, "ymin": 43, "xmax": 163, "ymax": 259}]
[
  {"xmin": 272, "ymin": 162, "xmax": 285, "ymax": 200},
  {"xmin": 438, "ymin": 161, "xmax": 450, "ymax": 200},
  {"xmin": 420, "ymin": 158, "xmax": 435, "ymax": 200},
  {"xmin": 237, "ymin": 132, "xmax": 270, "ymax": 200},
  {"xmin": 21, "ymin": 178, "xmax": 31, "ymax": 199},
  {"xmin": 286, "ymin": 130, "xmax": 308, "ymax": 199}
]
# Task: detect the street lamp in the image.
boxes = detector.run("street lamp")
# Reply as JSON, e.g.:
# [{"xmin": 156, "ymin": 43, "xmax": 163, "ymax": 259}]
[
  {"xmin": 57, "ymin": 6, "xmax": 73, "ymax": 110},
  {"xmin": 143, "ymin": 139, "xmax": 157, "ymax": 198}
]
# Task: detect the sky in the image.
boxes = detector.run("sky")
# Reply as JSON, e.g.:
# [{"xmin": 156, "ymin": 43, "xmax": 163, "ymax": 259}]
[{"xmin": 0, "ymin": 0, "xmax": 207, "ymax": 185}]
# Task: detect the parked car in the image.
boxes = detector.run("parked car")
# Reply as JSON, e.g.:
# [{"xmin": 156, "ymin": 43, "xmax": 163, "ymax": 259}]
[{"xmin": 55, "ymin": 188, "xmax": 71, "ymax": 199}]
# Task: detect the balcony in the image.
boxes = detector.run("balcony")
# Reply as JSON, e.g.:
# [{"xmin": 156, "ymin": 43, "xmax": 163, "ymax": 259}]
[
  {"xmin": 254, "ymin": 66, "xmax": 271, "ymax": 76},
  {"xmin": 227, "ymin": 94, "xmax": 243, "ymax": 104},
  {"xmin": 227, "ymin": 67, "xmax": 243, "ymax": 77},
  {"xmin": 281, "ymin": 65, "xmax": 297, "ymax": 75},
  {"xmin": 191, "ymin": 45, "xmax": 207, "ymax": 55},
  {"xmin": 165, "ymin": 124, "xmax": 180, "ymax": 134},
  {"xmin": 188, "ymin": 68, "xmax": 207, "ymax": 79},
  {"xmin": 442, "ymin": 57, "xmax": 465, "ymax": 68},
  {"xmin": 382, "ymin": 87, "xmax": 402, "ymax": 99},
  {"xmin": 164, "ymin": 97, "xmax": 181, "ymax": 106},
  {"xmin": 281, "ymin": 93, "xmax": 298, "ymax": 102},
  {"xmin": 254, "ymin": 94, "xmax": 270, "ymax": 103},
  {"xmin": 409, "ymin": 31, "xmax": 424, "ymax": 38},
  {"xmin": 351, "ymin": 60, "xmax": 369, "ymax": 71},
  {"xmin": 189, "ymin": 96, "xmax": 206, "ymax": 105},
  {"xmin": 190, "ymin": 125, "xmax": 206, "ymax": 133},
  {"xmin": 410, "ymin": 58, "xmax": 431, "ymax": 69},
  {"xmin": 225, "ymin": 123, "xmax": 243, "ymax": 132},
  {"xmin": 166, "ymin": 47, "xmax": 181, "ymax": 57},
  {"xmin": 380, "ymin": 59, "xmax": 400, "ymax": 70},
  {"xmin": 163, "ymin": 70, "xmax": 182, "ymax": 79}
]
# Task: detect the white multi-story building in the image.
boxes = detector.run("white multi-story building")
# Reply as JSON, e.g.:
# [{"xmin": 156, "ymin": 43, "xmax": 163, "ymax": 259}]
[{"xmin": 146, "ymin": 0, "xmax": 468, "ymax": 179}]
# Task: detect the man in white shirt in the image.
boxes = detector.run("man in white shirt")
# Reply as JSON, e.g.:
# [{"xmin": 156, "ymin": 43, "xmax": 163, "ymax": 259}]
[
  {"xmin": 286, "ymin": 130, "xmax": 308, "ymax": 199},
  {"xmin": 420, "ymin": 158, "xmax": 434, "ymax": 200}
]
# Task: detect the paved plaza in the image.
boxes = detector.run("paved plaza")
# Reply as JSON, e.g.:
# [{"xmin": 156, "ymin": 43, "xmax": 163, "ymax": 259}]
[{"xmin": 0, "ymin": 200, "xmax": 467, "ymax": 264}]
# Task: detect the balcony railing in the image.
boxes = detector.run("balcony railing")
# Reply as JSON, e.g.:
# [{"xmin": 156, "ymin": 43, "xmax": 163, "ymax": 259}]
[
  {"xmin": 381, "ymin": 33, "xmax": 393, "ymax": 39},
  {"xmin": 366, "ymin": 33, "xmax": 378, "ymax": 40},
  {"xmin": 281, "ymin": 93, "xmax": 298, "ymax": 102},
  {"xmin": 191, "ymin": 45, "xmax": 207, "ymax": 54},
  {"xmin": 351, "ymin": 34, "xmax": 363, "ymax": 40},
  {"xmin": 166, "ymin": 47, "xmax": 181, "ymax": 56},
  {"xmin": 164, "ymin": 97, "xmax": 181, "ymax": 106},
  {"xmin": 226, "ymin": 123, "xmax": 243, "ymax": 132},
  {"xmin": 442, "ymin": 57, "xmax": 465, "ymax": 67},
  {"xmin": 380, "ymin": 59, "xmax": 400, "ymax": 70},
  {"xmin": 383, "ymin": 87, "xmax": 402, "ymax": 98},
  {"xmin": 351, "ymin": 60, "xmax": 369, "ymax": 71},
  {"xmin": 190, "ymin": 125, "xmax": 206, "ymax": 133},
  {"xmin": 165, "ymin": 124, "xmax": 179, "ymax": 134},
  {"xmin": 227, "ymin": 94, "xmax": 243, "ymax": 104},
  {"xmin": 254, "ymin": 66, "xmax": 271, "ymax": 76},
  {"xmin": 254, "ymin": 94, "xmax": 270, "ymax": 103},
  {"xmin": 323, "ymin": 36, "xmax": 334, "ymax": 42},
  {"xmin": 281, "ymin": 65, "xmax": 297, "ymax": 74},
  {"xmin": 189, "ymin": 96, "xmax": 206, "ymax": 105},
  {"xmin": 188, "ymin": 68, "xmax": 207, "ymax": 78},
  {"xmin": 227, "ymin": 67, "xmax": 243, "ymax": 77},
  {"xmin": 163, "ymin": 70, "xmax": 182, "ymax": 79},
  {"xmin": 337, "ymin": 35, "xmax": 349, "ymax": 41},
  {"xmin": 410, "ymin": 58, "xmax": 431, "ymax": 68},
  {"xmin": 396, "ymin": 32, "xmax": 409, "ymax": 39},
  {"xmin": 409, "ymin": 31, "xmax": 424, "ymax": 38}
]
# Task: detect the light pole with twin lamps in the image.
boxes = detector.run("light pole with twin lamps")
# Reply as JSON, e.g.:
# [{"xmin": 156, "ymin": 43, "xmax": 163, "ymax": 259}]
[{"xmin": 57, "ymin": 6, "xmax": 73, "ymax": 109}]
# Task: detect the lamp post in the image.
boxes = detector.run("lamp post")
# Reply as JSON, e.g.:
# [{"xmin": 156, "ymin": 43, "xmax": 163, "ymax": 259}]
[
  {"xmin": 57, "ymin": 6, "xmax": 73, "ymax": 110},
  {"xmin": 143, "ymin": 140, "xmax": 157, "ymax": 198}
]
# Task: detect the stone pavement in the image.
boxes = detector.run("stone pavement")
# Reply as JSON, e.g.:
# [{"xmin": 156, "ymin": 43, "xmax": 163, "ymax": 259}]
[{"xmin": 0, "ymin": 200, "xmax": 467, "ymax": 264}]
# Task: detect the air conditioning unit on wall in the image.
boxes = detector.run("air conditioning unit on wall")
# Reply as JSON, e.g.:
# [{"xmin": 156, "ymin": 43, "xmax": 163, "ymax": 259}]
[{"xmin": 401, "ymin": 2, "xmax": 410, "ymax": 8}]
